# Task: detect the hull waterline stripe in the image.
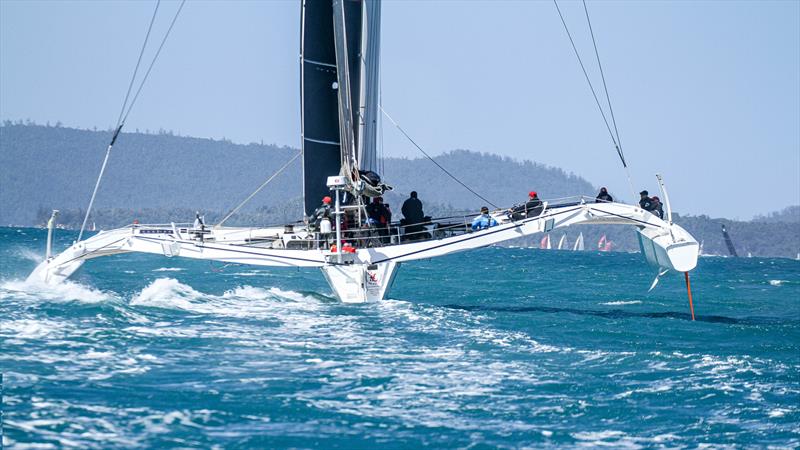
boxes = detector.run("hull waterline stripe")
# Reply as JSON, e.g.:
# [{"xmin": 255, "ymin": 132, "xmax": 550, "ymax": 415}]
[{"xmin": 134, "ymin": 236, "xmax": 327, "ymax": 265}]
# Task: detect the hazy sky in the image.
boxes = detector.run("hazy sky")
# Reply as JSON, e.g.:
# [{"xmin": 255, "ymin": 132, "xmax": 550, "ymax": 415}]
[{"xmin": 1, "ymin": 0, "xmax": 798, "ymax": 219}]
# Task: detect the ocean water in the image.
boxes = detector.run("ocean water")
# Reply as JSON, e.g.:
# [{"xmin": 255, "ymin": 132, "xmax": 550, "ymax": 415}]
[{"xmin": 1, "ymin": 227, "xmax": 798, "ymax": 449}]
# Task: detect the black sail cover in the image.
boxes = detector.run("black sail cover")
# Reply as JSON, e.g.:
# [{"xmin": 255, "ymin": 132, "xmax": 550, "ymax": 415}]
[{"xmin": 301, "ymin": 0, "xmax": 378, "ymax": 217}]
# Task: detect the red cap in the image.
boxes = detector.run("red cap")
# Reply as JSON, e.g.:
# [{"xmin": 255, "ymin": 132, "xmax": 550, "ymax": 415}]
[
  {"xmin": 529, "ymin": 191, "xmax": 537, "ymax": 198},
  {"xmin": 322, "ymin": 196, "xmax": 332, "ymax": 204}
]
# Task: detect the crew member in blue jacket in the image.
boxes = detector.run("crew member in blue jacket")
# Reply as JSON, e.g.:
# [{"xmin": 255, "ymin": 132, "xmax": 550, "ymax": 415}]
[{"xmin": 471, "ymin": 206, "xmax": 498, "ymax": 231}]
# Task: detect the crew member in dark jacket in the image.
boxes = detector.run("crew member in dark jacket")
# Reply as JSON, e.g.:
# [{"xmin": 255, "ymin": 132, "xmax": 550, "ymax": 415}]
[
  {"xmin": 366, "ymin": 197, "xmax": 392, "ymax": 243},
  {"xmin": 651, "ymin": 196, "xmax": 665, "ymax": 219},
  {"xmin": 311, "ymin": 196, "xmax": 332, "ymax": 231},
  {"xmin": 401, "ymin": 191, "xmax": 425, "ymax": 240},
  {"xmin": 511, "ymin": 191, "xmax": 543, "ymax": 220},
  {"xmin": 595, "ymin": 187, "xmax": 613, "ymax": 203},
  {"xmin": 639, "ymin": 190, "xmax": 653, "ymax": 211}
]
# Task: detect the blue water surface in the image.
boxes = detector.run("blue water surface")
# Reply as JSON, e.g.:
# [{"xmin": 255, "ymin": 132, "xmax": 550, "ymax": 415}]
[{"xmin": 1, "ymin": 227, "xmax": 798, "ymax": 448}]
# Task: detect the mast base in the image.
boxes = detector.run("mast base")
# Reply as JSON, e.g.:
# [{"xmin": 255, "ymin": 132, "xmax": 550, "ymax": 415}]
[{"xmin": 321, "ymin": 261, "xmax": 399, "ymax": 303}]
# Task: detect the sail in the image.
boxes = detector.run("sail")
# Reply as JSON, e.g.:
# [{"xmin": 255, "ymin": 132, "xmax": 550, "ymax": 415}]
[
  {"xmin": 301, "ymin": 0, "xmax": 379, "ymax": 217},
  {"xmin": 540, "ymin": 234, "xmax": 551, "ymax": 250},
  {"xmin": 358, "ymin": 0, "xmax": 380, "ymax": 173},
  {"xmin": 557, "ymin": 234, "xmax": 566, "ymax": 250},
  {"xmin": 331, "ymin": 0, "xmax": 362, "ymax": 179},
  {"xmin": 721, "ymin": 224, "xmax": 738, "ymax": 257},
  {"xmin": 574, "ymin": 232, "xmax": 584, "ymax": 251},
  {"xmin": 301, "ymin": 0, "xmax": 341, "ymax": 217}
]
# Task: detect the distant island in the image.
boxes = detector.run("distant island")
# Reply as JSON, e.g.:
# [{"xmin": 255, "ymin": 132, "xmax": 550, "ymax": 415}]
[{"xmin": 2, "ymin": 122, "xmax": 799, "ymax": 258}]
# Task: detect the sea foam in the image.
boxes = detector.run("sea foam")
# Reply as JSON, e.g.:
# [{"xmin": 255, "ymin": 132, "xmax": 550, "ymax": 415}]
[{"xmin": 0, "ymin": 279, "xmax": 113, "ymax": 304}]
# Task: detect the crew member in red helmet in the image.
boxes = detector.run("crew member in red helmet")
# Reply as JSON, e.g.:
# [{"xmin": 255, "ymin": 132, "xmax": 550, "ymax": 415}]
[
  {"xmin": 510, "ymin": 191, "xmax": 543, "ymax": 220},
  {"xmin": 311, "ymin": 196, "xmax": 333, "ymax": 231}
]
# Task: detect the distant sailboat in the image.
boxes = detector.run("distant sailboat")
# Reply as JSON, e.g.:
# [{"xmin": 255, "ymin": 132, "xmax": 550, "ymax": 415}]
[
  {"xmin": 722, "ymin": 224, "xmax": 738, "ymax": 257},
  {"xmin": 698, "ymin": 240, "xmax": 704, "ymax": 256},
  {"xmin": 540, "ymin": 234, "xmax": 552, "ymax": 250},
  {"xmin": 557, "ymin": 234, "xmax": 566, "ymax": 250},
  {"xmin": 598, "ymin": 234, "xmax": 612, "ymax": 252},
  {"xmin": 573, "ymin": 232, "xmax": 584, "ymax": 251}
]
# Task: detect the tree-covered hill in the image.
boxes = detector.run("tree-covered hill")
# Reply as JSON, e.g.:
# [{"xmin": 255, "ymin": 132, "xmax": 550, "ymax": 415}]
[
  {"xmin": 1, "ymin": 122, "xmax": 301, "ymax": 225},
  {"xmin": 0, "ymin": 123, "xmax": 595, "ymax": 224}
]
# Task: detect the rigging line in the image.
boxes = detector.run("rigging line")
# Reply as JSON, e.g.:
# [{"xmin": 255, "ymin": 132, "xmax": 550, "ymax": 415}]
[
  {"xmin": 121, "ymin": 0, "xmax": 186, "ymax": 124},
  {"xmin": 581, "ymin": 0, "xmax": 636, "ymax": 200},
  {"xmin": 380, "ymin": 106, "xmax": 500, "ymax": 210},
  {"xmin": 215, "ymin": 152, "xmax": 302, "ymax": 228},
  {"xmin": 554, "ymin": 0, "xmax": 636, "ymax": 202},
  {"xmin": 116, "ymin": 0, "xmax": 161, "ymax": 128},
  {"xmin": 552, "ymin": 1, "xmax": 619, "ymax": 157},
  {"xmin": 78, "ymin": 0, "xmax": 165, "ymax": 242},
  {"xmin": 379, "ymin": 77, "xmax": 385, "ymax": 175},
  {"xmin": 582, "ymin": 0, "xmax": 623, "ymax": 160}
]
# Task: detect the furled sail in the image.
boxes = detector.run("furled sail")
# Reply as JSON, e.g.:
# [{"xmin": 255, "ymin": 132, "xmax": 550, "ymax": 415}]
[
  {"xmin": 358, "ymin": 0, "xmax": 381, "ymax": 173},
  {"xmin": 300, "ymin": 0, "xmax": 384, "ymax": 217}
]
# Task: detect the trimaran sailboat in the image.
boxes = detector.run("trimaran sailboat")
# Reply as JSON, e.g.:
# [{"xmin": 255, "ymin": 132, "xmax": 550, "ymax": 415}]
[{"xmin": 28, "ymin": 0, "xmax": 700, "ymax": 317}]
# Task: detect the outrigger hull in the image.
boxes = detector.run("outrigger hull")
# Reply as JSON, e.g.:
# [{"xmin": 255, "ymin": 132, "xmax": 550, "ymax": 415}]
[{"xmin": 28, "ymin": 200, "xmax": 698, "ymax": 303}]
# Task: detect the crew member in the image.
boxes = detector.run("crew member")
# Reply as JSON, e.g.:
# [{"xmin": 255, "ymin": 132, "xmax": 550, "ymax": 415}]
[
  {"xmin": 310, "ymin": 196, "xmax": 334, "ymax": 248},
  {"xmin": 366, "ymin": 196, "xmax": 392, "ymax": 243},
  {"xmin": 639, "ymin": 190, "xmax": 653, "ymax": 211},
  {"xmin": 651, "ymin": 196, "xmax": 665, "ymax": 219},
  {"xmin": 471, "ymin": 206, "xmax": 498, "ymax": 231},
  {"xmin": 311, "ymin": 196, "xmax": 332, "ymax": 230},
  {"xmin": 511, "ymin": 191, "xmax": 543, "ymax": 220},
  {"xmin": 596, "ymin": 187, "xmax": 613, "ymax": 203},
  {"xmin": 401, "ymin": 191, "xmax": 426, "ymax": 240}
]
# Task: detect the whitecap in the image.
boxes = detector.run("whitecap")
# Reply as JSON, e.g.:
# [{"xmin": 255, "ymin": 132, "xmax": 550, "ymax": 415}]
[
  {"xmin": 600, "ymin": 300, "xmax": 642, "ymax": 306},
  {"xmin": 152, "ymin": 267, "xmax": 184, "ymax": 272},
  {"xmin": 767, "ymin": 408, "xmax": 791, "ymax": 418},
  {"xmin": 0, "ymin": 318, "xmax": 67, "ymax": 340},
  {"xmin": 130, "ymin": 279, "xmax": 319, "ymax": 319},
  {"xmin": 768, "ymin": 279, "xmax": 785, "ymax": 286},
  {"xmin": 0, "ymin": 279, "xmax": 113, "ymax": 304},
  {"xmin": 572, "ymin": 430, "xmax": 625, "ymax": 441},
  {"xmin": 130, "ymin": 278, "xmax": 204, "ymax": 310}
]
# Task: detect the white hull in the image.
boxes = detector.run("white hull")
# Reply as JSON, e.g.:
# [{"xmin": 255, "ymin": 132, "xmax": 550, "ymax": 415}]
[{"xmin": 29, "ymin": 201, "xmax": 699, "ymax": 302}]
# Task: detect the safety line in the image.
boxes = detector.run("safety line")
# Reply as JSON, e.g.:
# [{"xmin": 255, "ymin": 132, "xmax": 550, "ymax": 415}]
[{"xmin": 380, "ymin": 106, "xmax": 500, "ymax": 209}]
